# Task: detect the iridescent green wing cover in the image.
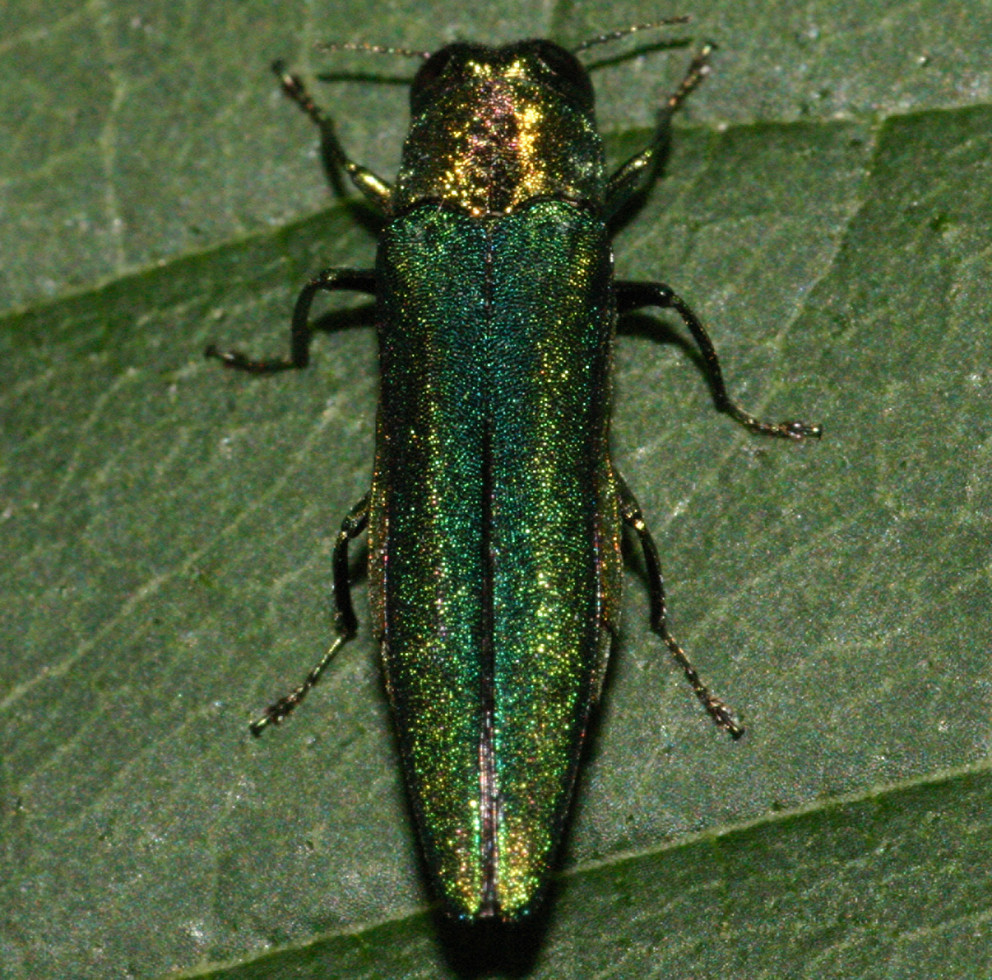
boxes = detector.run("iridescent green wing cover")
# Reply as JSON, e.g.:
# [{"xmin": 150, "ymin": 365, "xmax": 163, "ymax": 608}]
[
  {"xmin": 368, "ymin": 199, "xmax": 623, "ymax": 920},
  {"xmin": 369, "ymin": 207, "xmax": 490, "ymax": 913},
  {"xmin": 488, "ymin": 200, "xmax": 623, "ymax": 918}
]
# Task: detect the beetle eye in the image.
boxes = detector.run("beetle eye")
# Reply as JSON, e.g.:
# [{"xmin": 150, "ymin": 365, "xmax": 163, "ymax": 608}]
[
  {"xmin": 410, "ymin": 44, "xmax": 478, "ymax": 113},
  {"xmin": 529, "ymin": 40, "xmax": 594, "ymax": 109},
  {"xmin": 532, "ymin": 41, "xmax": 581, "ymax": 81},
  {"xmin": 414, "ymin": 47, "xmax": 454, "ymax": 89}
]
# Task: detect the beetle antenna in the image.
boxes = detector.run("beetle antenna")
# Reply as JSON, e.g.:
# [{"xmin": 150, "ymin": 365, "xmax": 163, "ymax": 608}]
[
  {"xmin": 573, "ymin": 16, "xmax": 690, "ymax": 53},
  {"xmin": 316, "ymin": 40, "xmax": 431, "ymax": 59}
]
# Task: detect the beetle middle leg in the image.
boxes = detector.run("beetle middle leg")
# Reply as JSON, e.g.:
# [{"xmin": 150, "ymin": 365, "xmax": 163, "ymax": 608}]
[
  {"xmin": 617, "ymin": 280, "xmax": 822, "ymax": 440},
  {"xmin": 249, "ymin": 492, "xmax": 370, "ymax": 736},
  {"xmin": 615, "ymin": 473, "xmax": 744, "ymax": 739},
  {"xmin": 205, "ymin": 268, "xmax": 376, "ymax": 372}
]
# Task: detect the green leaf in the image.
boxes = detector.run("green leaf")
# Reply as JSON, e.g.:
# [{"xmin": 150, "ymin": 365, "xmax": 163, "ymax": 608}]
[{"xmin": 3, "ymin": 1, "xmax": 990, "ymax": 978}]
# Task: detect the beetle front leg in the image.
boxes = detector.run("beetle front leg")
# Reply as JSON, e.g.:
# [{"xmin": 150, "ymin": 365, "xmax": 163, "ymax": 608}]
[
  {"xmin": 272, "ymin": 61, "xmax": 393, "ymax": 212},
  {"xmin": 605, "ymin": 44, "xmax": 715, "ymax": 214},
  {"xmin": 617, "ymin": 279, "xmax": 822, "ymax": 440},
  {"xmin": 249, "ymin": 493, "xmax": 370, "ymax": 736},
  {"xmin": 616, "ymin": 473, "xmax": 744, "ymax": 739},
  {"xmin": 205, "ymin": 268, "xmax": 376, "ymax": 373}
]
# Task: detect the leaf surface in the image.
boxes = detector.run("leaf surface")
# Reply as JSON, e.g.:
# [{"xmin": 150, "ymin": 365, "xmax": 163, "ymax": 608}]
[{"xmin": 2, "ymin": 1, "xmax": 990, "ymax": 977}]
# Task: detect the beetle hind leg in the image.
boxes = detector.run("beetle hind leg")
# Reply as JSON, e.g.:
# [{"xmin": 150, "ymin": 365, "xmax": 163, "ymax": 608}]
[
  {"xmin": 249, "ymin": 493, "xmax": 370, "ymax": 736},
  {"xmin": 616, "ymin": 473, "xmax": 744, "ymax": 739}
]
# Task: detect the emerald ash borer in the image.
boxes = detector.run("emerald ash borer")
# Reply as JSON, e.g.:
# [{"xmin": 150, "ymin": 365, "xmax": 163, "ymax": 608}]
[{"xmin": 206, "ymin": 20, "xmax": 821, "ymax": 923}]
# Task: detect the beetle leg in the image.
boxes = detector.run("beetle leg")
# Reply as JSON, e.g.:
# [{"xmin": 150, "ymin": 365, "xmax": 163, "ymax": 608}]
[
  {"xmin": 616, "ymin": 279, "xmax": 822, "ymax": 440},
  {"xmin": 605, "ymin": 44, "xmax": 715, "ymax": 213},
  {"xmin": 205, "ymin": 268, "xmax": 376, "ymax": 373},
  {"xmin": 272, "ymin": 60, "xmax": 394, "ymax": 211},
  {"xmin": 615, "ymin": 472, "xmax": 744, "ymax": 739},
  {"xmin": 249, "ymin": 493, "xmax": 370, "ymax": 736}
]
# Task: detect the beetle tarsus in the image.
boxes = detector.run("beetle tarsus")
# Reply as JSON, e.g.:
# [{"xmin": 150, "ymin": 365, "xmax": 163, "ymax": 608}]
[
  {"xmin": 248, "ymin": 633, "xmax": 350, "ymax": 736},
  {"xmin": 782, "ymin": 419, "xmax": 824, "ymax": 439},
  {"xmin": 204, "ymin": 343, "xmax": 297, "ymax": 374},
  {"xmin": 249, "ymin": 700, "xmax": 294, "ymax": 737}
]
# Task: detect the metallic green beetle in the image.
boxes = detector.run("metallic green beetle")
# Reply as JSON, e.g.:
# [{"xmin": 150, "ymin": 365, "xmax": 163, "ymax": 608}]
[{"xmin": 207, "ymin": 26, "xmax": 820, "ymax": 922}]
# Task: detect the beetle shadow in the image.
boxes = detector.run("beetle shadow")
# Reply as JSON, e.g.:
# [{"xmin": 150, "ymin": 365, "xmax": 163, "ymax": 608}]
[
  {"xmin": 582, "ymin": 35, "xmax": 692, "ymax": 75},
  {"xmin": 433, "ymin": 912, "xmax": 552, "ymax": 977},
  {"xmin": 603, "ymin": 40, "xmax": 704, "ymax": 238},
  {"xmin": 617, "ymin": 309, "xmax": 710, "ymax": 395},
  {"xmin": 305, "ymin": 298, "xmax": 378, "ymax": 346}
]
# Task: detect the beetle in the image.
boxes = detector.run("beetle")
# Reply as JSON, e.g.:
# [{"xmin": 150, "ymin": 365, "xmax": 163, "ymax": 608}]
[{"xmin": 206, "ymin": 22, "xmax": 820, "ymax": 922}]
